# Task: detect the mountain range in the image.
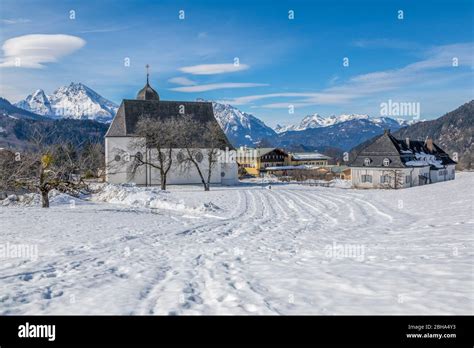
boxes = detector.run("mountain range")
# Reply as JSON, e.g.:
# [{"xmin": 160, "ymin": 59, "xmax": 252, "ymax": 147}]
[
  {"xmin": 276, "ymin": 118, "xmax": 394, "ymax": 152},
  {"xmin": 274, "ymin": 113, "xmax": 416, "ymax": 133},
  {"xmin": 0, "ymin": 97, "xmax": 108, "ymax": 150},
  {"xmin": 13, "ymin": 84, "xmax": 417, "ymax": 150},
  {"xmin": 393, "ymin": 100, "xmax": 473, "ymax": 170},
  {"xmin": 212, "ymin": 104, "xmax": 418, "ymax": 151},
  {"xmin": 15, "ymin": 83, "xmax": 118, "ymax": 123},
  {"xmin": 204, "ymin": 100, "xmax": 276, "ymax": 147},
  {"xmin": 7, "ymin": 83, "xmax": 472, "ymax": 168}
]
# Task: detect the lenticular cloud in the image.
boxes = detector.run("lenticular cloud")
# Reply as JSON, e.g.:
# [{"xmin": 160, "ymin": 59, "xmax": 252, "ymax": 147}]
[{"xmin": 0, "ymin": 34, "xmax": 86, "ymax": 68}]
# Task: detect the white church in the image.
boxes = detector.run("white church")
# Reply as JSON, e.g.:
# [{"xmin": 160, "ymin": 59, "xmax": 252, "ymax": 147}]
[{"xmin": 105, "ymin": 68, "xmax": 238, "ymax": 186}]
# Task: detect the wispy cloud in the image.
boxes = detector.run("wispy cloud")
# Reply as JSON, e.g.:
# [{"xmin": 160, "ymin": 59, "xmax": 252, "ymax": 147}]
[
  {"xmin": 0, "ymin": 34, "xmax": 86, "ymax": 69},
  {"xmin": 168, "ymin": 76, "xmax": 197, "ymax": 86},
  {"xmin": 1, "ymin": 18, "xmax": 31, "ymax": 25},
  {"xmin": 352, "ymin": 38, "xmax": 422, "ymax": 50},
  {"xmin": 221, "ymin": 42, "xmax": 474, "ymax": 108},
  {"xmin": 179, "ymin": 63, "xmax": 249, "ymax": 75},
  {"xmin": 325, "ymin": 43, "xmax": 473, "ymax": 96},
  {"xmin": 219, "ymin": 92, "xmax": 355, "ymax": 106},
  {"xmin": 171, "ymin": 82, "xmax": 267, "ymax": 92}
]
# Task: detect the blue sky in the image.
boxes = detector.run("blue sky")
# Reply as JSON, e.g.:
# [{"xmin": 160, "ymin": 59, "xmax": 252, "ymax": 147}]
[{"xmin": 0, "ymin": 0, "xmax": 473, "ymax": 126}]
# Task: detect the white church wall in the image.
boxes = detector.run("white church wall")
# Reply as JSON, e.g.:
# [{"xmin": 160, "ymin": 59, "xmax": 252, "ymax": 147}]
[
  {"xmin": 105, "ymin": 137, "xmax": 146, "ymax": 184},
  {"xmin": 149, "ymin": 148, "xmax": 221, "ymax": 185},
  {"xmin": 106, "ymin": 137, "xmax": 238, "ymax": 186},
  {"xmin": 221, "ymin": 162, "xmax": 239, "ymax": 185}
]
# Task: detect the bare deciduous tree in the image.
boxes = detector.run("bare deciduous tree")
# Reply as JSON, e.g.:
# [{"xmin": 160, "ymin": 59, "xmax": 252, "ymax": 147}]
[
  {"xmin": 128, "ymin": 116, "xmax": 178, "ymax": 190},
  {"xmin": 177, "ymin": 116, "xmax": 227, "ymax": 191}
]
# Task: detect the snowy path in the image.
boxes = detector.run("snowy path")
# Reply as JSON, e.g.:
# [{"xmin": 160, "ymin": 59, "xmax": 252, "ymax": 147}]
[{"xmin": 0, "ymin": 173, "xmax": 473, "ymax": 315}]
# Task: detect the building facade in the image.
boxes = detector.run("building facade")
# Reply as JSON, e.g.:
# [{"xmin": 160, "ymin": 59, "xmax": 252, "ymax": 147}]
[
  {"xmin": 350, "ymin": 130, "xmax": 456, "ymax": 189},
  {"xmin": 236, "ymin": 147, "xmax": 288, "ymax": 176},
  {"xmin": 288, "ymin": 153, "xmax": 330, "ymax": 166}
]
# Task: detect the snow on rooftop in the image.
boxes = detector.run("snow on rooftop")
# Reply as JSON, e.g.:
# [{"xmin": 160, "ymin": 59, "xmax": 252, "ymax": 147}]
[
  {"xmin": 266, "ymin": 164, "xmax": 322, "ymax": 170},
  {"xmin": 405, "ymin": 152, "xmax": 444, "ymax": 169},
  {"xmin": 291, "ymin": 153, "xmax": 330, "ymax": 160}
]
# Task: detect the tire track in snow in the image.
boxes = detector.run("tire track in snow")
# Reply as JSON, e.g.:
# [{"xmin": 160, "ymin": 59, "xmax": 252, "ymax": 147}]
[
  {"xmin": 282, "ymin": 189, "xmax": 338, "ymax": 227},
  {"xmin": 150, "ymin": 188, "xmax": 304, "ymax": 315},
  {"xmin": 105, "ymin": 185, "xmax": 408, "ymax": 315},
  {"xmin": 302, "ymin": 189, "xmax": 361, "ymax": 225}
]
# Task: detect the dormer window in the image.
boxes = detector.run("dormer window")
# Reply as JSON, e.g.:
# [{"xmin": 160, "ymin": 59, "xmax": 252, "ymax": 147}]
[
  {"xmin": 364, "ymin": 158, "xmax": 371, "ymax": 166},
  {"xmin": 383, "ymin": 158, "xmax": 390, "ymax": 166}
]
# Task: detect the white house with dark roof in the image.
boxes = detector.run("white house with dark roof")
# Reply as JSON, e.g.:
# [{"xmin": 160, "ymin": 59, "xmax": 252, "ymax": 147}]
[
  {"xmin": 350, "ymin": 130, "xmax": 456, "ymax": 189},
  {"xmin": 105, "ymin": 72, "xmax": 238, "ymax": 186}
]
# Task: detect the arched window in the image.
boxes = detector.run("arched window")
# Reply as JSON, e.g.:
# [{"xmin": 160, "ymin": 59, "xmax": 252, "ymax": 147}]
[
  {"xmin": 364, "ymin": 158, "xmax": 371, "ymax": 166},
  {"xmin": 382, "ymin": 158, "xmax": 390, "ymax": 166}
]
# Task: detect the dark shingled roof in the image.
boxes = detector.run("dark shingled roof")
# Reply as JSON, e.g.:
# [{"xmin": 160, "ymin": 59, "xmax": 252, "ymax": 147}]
[
  {"xmin": 105, "ymin": 99, "xmax": 233, "ymax": 149},
  {"xmin": 350, "ymin": 130, "xmax": 456, "ymax": 168},
  {"xmin": 136, "ymin": 82, "xmax": 159, "ymax": 101}
]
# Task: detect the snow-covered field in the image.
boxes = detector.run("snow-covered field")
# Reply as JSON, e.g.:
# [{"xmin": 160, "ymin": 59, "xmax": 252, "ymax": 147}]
[{"xmin": 0, "ymin": 173, "xmax": 473, "ymax": 315}]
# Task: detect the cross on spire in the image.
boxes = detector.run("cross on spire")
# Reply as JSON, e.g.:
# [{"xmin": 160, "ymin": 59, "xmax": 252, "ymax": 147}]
[{"xmin": 145, "ymin": 64, "xmax": 150, "ymax": 84}]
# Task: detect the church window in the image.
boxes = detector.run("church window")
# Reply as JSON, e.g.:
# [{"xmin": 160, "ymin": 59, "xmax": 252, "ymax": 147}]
[
  {"xmin": 176, "ymin": 151, "xmax": 185, "ymax": 163},
  {"xmin": 195, "ymin": 151, "xmax": 203, "ymax": 163}
]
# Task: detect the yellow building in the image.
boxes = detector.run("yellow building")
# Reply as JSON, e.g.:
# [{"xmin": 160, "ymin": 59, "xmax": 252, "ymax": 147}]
[{"xmin": 236, "ymin": 147, "xmax": 288, "ymax": 176}]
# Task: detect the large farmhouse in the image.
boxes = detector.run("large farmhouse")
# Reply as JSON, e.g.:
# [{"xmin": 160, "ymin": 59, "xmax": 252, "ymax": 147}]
[
  {"xmin": 105, "ymin": 72, "xmax": 238, "ymax": 186},
  {"xmin": 236, "ymin": 147, "xmax": 288, "ymax": 176},
  {"xmin": 236, "ymin": 147, "xmax": 332, "ymax": 176},
  {"xmin": 350, "ymin": 130, "xmax": 456, "ymax": 189}
]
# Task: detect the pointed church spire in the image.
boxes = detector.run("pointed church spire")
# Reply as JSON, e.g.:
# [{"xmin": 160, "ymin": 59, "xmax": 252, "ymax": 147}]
[{"xmin": 146, "ymin": 64, "xmax": 150, "ymax": 84}]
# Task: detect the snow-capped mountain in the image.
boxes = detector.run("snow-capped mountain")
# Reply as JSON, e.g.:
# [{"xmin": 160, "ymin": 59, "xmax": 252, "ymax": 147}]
[
  {"xmin": 15, "ymin": 89, "xmax": 53, "ymax": 116},
  {"xmin": 207, "ymin": 100, "xmax": 276, "ymax": 146},
  {"xmin": 15, "ymin": 83, "xmax": 118, "ymax": 123},
  {"xmin": 208, "ymin": 101, "xmax": 418, "ymax": 149},
  {"xmin": 275, "ymin": 118, "xmax": 394, "ymax": 151},
  {"xmin": 274, "ymin": 113, "xmax": 415, "ymax": 133}
]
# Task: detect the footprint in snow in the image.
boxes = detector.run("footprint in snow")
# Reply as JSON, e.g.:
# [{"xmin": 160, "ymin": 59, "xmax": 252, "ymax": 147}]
[{"xmin": 19, "ymin": 273, "xmax": 33, "ymax": 281}]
